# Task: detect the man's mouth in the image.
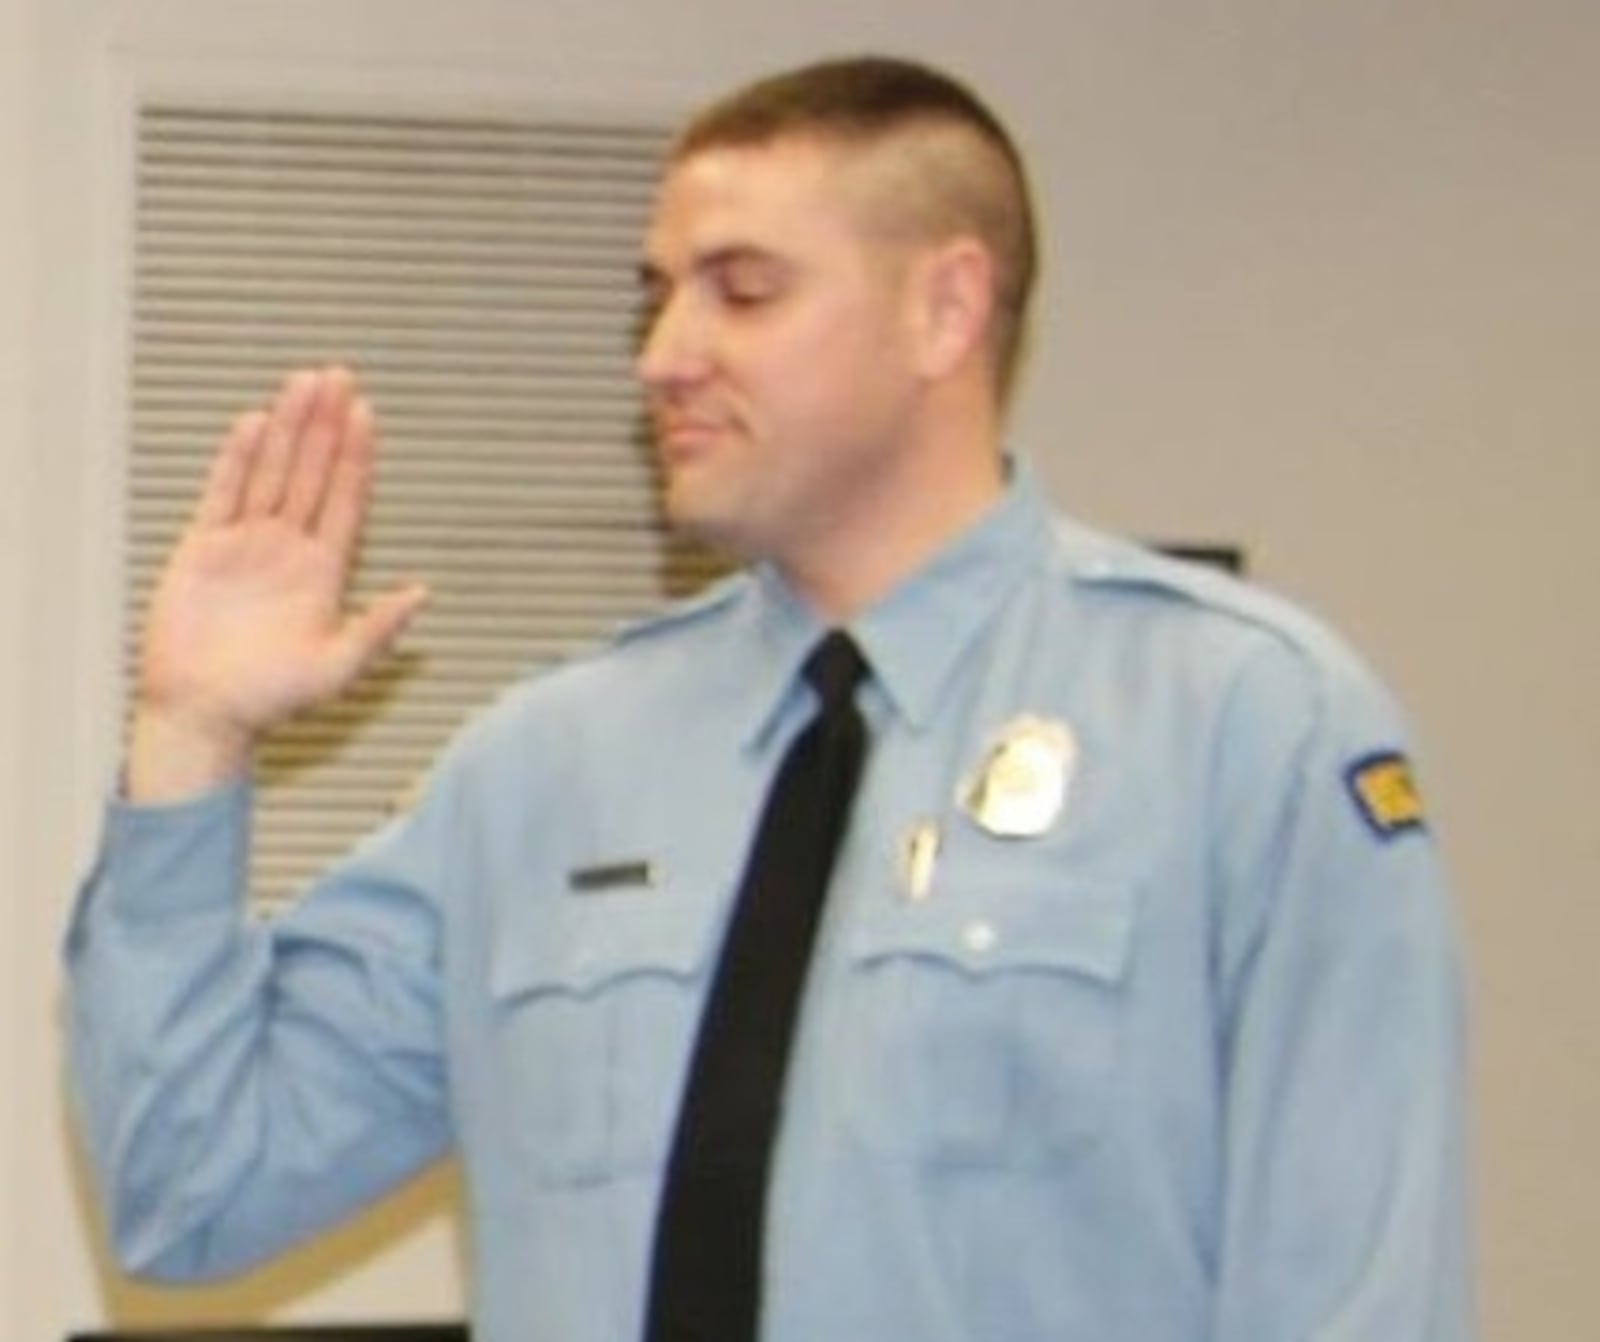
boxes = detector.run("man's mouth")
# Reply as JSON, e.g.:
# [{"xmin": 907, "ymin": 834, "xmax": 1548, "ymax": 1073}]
[{"xmin": 656, "ymin": 417, "xmax": 732, "ymax": 459}]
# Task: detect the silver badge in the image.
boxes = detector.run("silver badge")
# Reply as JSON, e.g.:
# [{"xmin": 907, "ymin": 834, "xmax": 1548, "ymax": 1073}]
[{"xmin": 959, "ymin": 715, "xmax": 1077, "ymax": 839}]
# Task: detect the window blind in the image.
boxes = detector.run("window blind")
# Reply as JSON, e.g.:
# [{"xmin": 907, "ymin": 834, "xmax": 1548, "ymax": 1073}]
[{"xmin": 128, "ymin": 104, "xmax": 720, "ymax": 909}]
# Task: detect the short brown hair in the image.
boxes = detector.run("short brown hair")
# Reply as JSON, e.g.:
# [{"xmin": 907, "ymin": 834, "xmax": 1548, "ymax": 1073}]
[{"xmin": 674, "ymin": 55, "xmax": 1039, "ymax": 400}]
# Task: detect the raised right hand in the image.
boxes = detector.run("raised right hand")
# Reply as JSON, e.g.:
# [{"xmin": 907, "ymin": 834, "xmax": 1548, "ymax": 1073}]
[{"xmin": 127, "ymin": 366, "xmax": 428, "ymax": 802}]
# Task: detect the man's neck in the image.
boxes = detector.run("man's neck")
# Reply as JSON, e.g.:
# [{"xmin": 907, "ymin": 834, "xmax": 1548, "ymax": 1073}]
[{"xmin": 781, "ymin": 441, "xmax": 1007, "ymax": 623}]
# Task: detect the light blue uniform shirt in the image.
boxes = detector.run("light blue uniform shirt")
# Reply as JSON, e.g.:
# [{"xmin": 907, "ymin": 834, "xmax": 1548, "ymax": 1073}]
[{"xmin": 67, "ymin": 466, "xmax": 1475, "ymax": 1341}]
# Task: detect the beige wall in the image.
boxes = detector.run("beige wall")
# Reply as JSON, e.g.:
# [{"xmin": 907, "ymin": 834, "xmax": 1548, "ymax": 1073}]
[
  {"xmin": 1, "ymin": 0, "xmax": 33, "ymax": 1334},
  {"xmin": 5, "ymin": 0, "xmax": 1598, "ymax": 1336}
]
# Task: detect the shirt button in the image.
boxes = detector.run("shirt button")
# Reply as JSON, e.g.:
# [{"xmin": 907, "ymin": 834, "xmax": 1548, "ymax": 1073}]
[{"xmin": 962, "ymin": 920, "xmax": 998, "ymax": 955}]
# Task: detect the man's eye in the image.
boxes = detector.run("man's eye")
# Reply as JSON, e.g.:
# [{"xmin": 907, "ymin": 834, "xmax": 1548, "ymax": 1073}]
[{"xmin": 720, "ymin": 283, "xmax": 774, "ymax": 308}]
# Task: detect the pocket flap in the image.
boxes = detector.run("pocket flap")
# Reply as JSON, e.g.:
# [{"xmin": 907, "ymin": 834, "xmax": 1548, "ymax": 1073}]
[
  {"xmin": 490, "ymin": 879, "xmax": 723, "ymax": 1002},
  {"xmin": 848, "ymin": 874, "xmax": 1139, "ymax": 984}
]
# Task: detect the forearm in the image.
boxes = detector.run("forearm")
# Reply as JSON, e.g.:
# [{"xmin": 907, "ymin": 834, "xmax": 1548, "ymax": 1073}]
[{"xmin": 65, "ymin": 783, "xmax": 450, "ymax": 1279}]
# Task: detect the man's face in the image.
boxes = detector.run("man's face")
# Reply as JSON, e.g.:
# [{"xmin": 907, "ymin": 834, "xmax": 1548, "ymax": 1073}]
[{"xmin": 637, "ymin": 135, "xmax": 925, "ymax": 567}]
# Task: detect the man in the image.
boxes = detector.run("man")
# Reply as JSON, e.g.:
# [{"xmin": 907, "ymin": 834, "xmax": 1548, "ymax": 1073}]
[{"xmin": 67, "ymin": 55, "xmax": 1475, "ymax": 1341}]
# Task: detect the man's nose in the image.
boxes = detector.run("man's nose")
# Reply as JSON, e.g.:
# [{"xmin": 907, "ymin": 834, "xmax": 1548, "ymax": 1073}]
[{"xmin": 636, "ymin": 293, "xmax": 711, "ymax": 388}]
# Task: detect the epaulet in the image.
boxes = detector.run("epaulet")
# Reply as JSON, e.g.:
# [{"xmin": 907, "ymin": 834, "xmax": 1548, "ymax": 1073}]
[
  {"xmin": 495, "ymin": 571, "xmax": 750, "ymax": 696},
  {"xmin": 606, "ymin": 569, "xmax": 751, "ymax": 648},
  {"xmin": 1058, "ymin": 522, "xmax": 1350, "ymax": 666}
]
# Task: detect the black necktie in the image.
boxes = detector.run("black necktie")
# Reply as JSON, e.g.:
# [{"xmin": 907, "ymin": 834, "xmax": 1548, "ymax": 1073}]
[{"xmin": 643, "ymin": 630, "xmax": 870, "ymax": 1342}]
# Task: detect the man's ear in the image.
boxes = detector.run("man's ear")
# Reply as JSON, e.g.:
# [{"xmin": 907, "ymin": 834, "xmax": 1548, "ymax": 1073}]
[{"xmin": 908, "ymin": 236, "xmax": 996, "ymax": 381}]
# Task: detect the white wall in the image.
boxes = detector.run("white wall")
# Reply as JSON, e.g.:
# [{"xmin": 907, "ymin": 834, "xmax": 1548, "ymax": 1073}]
[{"xmin": 6, "ymin": 0, "xmax": 1598, "ymax": 1337}]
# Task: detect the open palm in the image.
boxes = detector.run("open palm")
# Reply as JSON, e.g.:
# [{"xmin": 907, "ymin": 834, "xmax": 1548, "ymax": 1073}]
[{"xmin": 137, "ymin": 367, "xmax": 427, "ymax": 768}]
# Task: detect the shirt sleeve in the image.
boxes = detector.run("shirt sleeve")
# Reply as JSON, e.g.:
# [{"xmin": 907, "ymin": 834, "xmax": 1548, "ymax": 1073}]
[
  {"xmin": 1209, "ymin": 639, "xmax": 1477, "ymax": 1341},
  {"xmin": 63, "ymin": 775, "xmax": 454, "ymax": 1281}
]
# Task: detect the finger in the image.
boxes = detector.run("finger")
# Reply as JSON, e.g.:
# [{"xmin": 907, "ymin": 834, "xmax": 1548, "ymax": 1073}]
[
  {"xmin": 241, "ymin": 368, "xmax": 320, "ymax": 517},
  {"xmin": 193, "ymin": 409, "xmax": 269, "ymax": 527},
  {"xmin": 315, "ymin": 393, "xmax": 377, "ymax": 562},
  {"xmin": 280, "ymin": 365, "xmax": 356, "ymax": 528}
]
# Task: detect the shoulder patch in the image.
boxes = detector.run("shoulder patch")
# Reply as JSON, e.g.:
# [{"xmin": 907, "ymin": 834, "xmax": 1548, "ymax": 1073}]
[{"xmin": 1346, "ymin": 751, "xmax": 1427, "ymax": 839}]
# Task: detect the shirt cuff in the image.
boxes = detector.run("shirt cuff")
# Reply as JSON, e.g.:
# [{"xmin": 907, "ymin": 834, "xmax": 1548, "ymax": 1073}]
[{"xmin": 93, "ymin": 776, "xmax": 255, "ymax": 921}]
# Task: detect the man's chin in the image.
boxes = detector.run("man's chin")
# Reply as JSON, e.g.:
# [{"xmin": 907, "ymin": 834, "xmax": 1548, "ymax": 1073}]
[{"xmin": 660, "ymin": 489, "xmax": 759, "ymax": 564}]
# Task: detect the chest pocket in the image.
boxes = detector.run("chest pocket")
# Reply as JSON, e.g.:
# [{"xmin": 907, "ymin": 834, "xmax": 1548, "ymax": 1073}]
[
  {"xmin": 836, "ymin": 857, "xmax": 1140, "ymax": 1169},
  {"xmin": 487, "ymin": 871, "xmax": 724, "ymax": 1185}
]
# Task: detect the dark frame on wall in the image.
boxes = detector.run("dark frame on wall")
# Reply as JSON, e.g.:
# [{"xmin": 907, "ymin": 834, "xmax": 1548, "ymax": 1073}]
[
  {"xmin": 1156, "ymin": 542, "xmax": 1246, "ymax": 575},
  {"xmin": 67, "ymin": 1327, "xmax": 468, "ymax": 1342}
]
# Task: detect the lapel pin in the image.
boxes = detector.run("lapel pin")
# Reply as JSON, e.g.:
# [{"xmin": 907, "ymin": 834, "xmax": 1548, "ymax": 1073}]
[{"xmin": 899, "ymin": 819, "xmax": 942, "ymax": 901}]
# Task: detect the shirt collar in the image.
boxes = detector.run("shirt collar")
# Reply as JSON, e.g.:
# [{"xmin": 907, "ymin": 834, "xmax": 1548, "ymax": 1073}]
[
  {"xmin": 728, "ymin": 458, "xmax": 1055, "ymax": 749},
  {"xmin": 856, "ymin": 459, "xmax": 1052, "ymax": 731}
]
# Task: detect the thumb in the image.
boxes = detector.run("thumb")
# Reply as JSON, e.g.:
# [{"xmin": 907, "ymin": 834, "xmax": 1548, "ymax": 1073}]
[{"xmin": 327, "ymin": 582, "xmax": 430, "ymax": 685}]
